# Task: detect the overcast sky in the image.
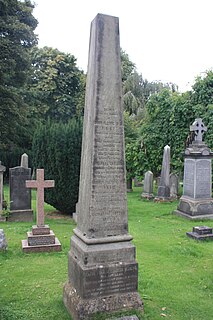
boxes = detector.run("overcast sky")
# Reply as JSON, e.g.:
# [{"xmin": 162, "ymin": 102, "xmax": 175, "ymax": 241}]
[{"xmin": 33, "ymin": 0, "xmax": 213, "ymax": 92}]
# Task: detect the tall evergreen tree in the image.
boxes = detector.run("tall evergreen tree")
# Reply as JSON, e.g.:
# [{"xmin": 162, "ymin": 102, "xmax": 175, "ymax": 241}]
[{"xmin": 0, "ymin": 0, "xmax": 38, "ymax": 150}]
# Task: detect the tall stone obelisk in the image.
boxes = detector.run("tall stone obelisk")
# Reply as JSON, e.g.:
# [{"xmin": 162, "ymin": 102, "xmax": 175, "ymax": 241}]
[{"xmin": 63, "ymin": 13, "xmax": 143, "ymax": 319}]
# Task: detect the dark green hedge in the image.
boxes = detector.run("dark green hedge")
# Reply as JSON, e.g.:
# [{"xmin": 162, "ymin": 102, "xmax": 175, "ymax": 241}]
[{"xmin": 32, "ymin": 118, "xmax": 82, "ymax": 214}]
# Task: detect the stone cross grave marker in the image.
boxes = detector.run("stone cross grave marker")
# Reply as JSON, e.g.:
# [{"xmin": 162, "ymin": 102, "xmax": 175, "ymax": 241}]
[
  {"xmin": 26, "ymin": 169, "xmax": 54, "ymax": 226},
  {"xmin": 190, "ymin": 118, "xmax": 207, "ymax": 142}
]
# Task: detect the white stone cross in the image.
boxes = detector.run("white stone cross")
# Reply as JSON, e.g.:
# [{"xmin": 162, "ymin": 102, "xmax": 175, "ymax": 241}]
[
  {"xmin": 190, "ymin": 118, "xmax": 207, "ymax": 142},
  {"xmin": 26, "ymin": 169, "xmax": 54, "ymax": 226}
]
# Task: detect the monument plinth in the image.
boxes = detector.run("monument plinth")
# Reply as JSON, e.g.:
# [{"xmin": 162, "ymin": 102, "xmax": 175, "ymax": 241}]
[
  {"xmin": 175, "ymin": 118, "xmax": 213, "ymax": 219},
  {"xmin": 63, "ymin": 13, "xmax": 143, "ymax": 320},
  {"xmin": 186, "ymin": 226, "xmax": 213, "ymax": 240}
]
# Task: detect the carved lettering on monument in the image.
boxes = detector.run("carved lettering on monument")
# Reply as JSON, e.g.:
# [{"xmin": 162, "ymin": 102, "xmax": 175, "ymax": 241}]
[
  {"xmin": 195, "ymin": 159, "xmax": 211, "ymax": 198},
  {"xmin": 183, "ymin": 159, "xmax": 195, "ymax": 197}
]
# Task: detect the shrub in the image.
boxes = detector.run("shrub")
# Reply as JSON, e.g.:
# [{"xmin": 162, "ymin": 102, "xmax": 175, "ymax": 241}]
[{"xmin": 32, "ymin": 118, "xmax": 82, "ymax": 214}]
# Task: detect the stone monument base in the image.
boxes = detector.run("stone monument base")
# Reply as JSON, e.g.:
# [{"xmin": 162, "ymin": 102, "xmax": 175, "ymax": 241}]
[
  {"xmin": 141, "ymin": 192, "xmax": 153, "ymax": 200},
  {"xmin": 186, "ymin": 226, "xmax": 213, "ymax": 240},
  {"xmin": 8, "ymin": 209, "xmax": 33, "ymax": 222},
  {"xmin": 174, "ymin": 196, "xmax": 213, "ymax": 219},
  {"xmin": 63, "ymin": 282, "xmax": 143, "ymax": 320},
  {"xmin": 63, "ymin": 234, "xmax": 143, "ymax": 319},
  {"xmin": 0, "ymin": 215, "xmax": 6, "ymax": 222},
  {"xmin": 154, "ymin": 196, "xmax": 171, "ymax": 202},
  {"xmin": 22, "ymin": 224, "xmax": 61, "ymax": 253}
]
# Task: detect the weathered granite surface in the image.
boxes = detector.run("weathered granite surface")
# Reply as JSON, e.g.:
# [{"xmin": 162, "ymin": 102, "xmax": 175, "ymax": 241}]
[
  {"xmin": 175, "ymin": 119, "xmax": 213, "ymax": 219},
  {"xmin": 155, "ymin": 145, "xmax": 170, "ymax": 201},
  {"xmin": 0, "ymin": 229, "xmax": 7, "ymax": 251},
  {"xmin": 141, "ymin": 171, "xmax": 153, "ymax": 199},
  {"xmin": 9, "ymin": 154, "xmax": 33, "ymax": 222},
  {"xmin": 20, "ymin": 153, "xmax": 29, "ymax": 169},
  {"xmin": 0, "ymin": 162, "xmax": 6, "ymax": 213},
  {"xmin": 186, "ymin": 226, "xmax": 213, "ymax": 240},
  {"xmin": 169, "ymin": 173, "xmax": 179, "ymax": 199},
  {"xmin": 63, "ymin": 13, "xmax": 143, "ymax": 320}
]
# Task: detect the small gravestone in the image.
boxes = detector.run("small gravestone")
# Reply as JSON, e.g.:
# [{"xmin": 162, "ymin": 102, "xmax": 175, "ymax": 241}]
[
  {"xmin": 134, "ymin": 177, "xmax": 142, "ymax": 187},
  {"xmin": 0, "ymin": 229, "xmax": 7, "ymax": 251},
  {"xmin": 0, "ymin": 162, "xmax": 6, "ymax": 214},
  {"xmin": 127, "ymin": 178, "xmax": 133, "ymax": 192},
  {"xmin": 186, "ymin": 226, "xmax": 213, "ymax": 240},
  {"xmin": 141, "ymin": 171, "xmax": 153, "ymax": 199},
  {"xmin": 22, "ymin": 169, "xmax": 61, "ymax": 253},
  {"xmin": 63, "ymin": 13, "xmax": 143, "ymax": 320},
  {"xmin": 169, "ymin": 173, "xmax": 179, "ymax": 199},
  {"xmin": 155, "ymin": 145, "xmax": 170, "ymax": 201},
  {"xmin": 20, "ymin": 153, "xmax": 28, "ymax": 168},
  {"xmin": 9, "ymin": 154, "xmax": 33, "ymax": 222},
  {"xmin": 175, "ymin": 119, "xmax": 213, "ymax": 219}
]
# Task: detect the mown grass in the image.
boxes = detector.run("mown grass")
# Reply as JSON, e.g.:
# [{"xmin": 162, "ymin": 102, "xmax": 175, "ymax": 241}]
[{"xmin": 1, "ymin": 186, "xmax": 213, "ymax": 319}]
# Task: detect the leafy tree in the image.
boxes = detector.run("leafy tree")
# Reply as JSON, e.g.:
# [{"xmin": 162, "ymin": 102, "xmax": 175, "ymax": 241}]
[
  {"xmin": 25, "ymin": 46, "xmax": 86, "ymax": 122},
  {"xmin": 120, "ymin": 49, "xmax": 135, "ymax": 82},
  {"xmin": 32, "ymin": 118, "xmax": 82, "ymax": 214},
  {"xmin": 0, "ymin": 0, "xmax": 38, "ymax": 150},
  {"xmin": 138, "ymin": 71, "xmax": 213, "ymax": 177}
]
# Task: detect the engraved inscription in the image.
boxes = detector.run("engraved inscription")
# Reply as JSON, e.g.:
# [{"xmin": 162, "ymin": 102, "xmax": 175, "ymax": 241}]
[
  {"xmin": 83, "ymin": 263, "xmax": 138, "ymax": 298},
  {"xmin": 183, "ymin": 159, "xmax": 195, "ymax": 197},
  {"xmin": 195, "ymin": 159, "xmax": 211, "ymax": 198}
]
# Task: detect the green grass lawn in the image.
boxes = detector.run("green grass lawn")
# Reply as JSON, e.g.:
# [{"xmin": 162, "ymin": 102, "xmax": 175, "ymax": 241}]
[{"xmin": 1, "ymin": 187, "xmax": 213, "ymax": 319}]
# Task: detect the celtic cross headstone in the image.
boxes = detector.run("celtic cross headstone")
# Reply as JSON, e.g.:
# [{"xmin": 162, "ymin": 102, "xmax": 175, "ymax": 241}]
[{"xmin": 190, "ymin": 118, "xmax": 207, "ymax": 142}]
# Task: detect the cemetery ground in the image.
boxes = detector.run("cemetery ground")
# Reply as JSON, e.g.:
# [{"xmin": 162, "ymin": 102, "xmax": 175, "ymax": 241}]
[{"xmin": 0, "ymin": 187, "xmax": 213, "ymax": 320}]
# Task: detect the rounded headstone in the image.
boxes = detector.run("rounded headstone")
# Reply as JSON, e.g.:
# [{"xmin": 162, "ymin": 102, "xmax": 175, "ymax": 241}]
[
  {"xmin": 21, "ymin": 153, "xmax": 28, "ymax": 168},
  {"xmin": 0, "ymin": 229, "xmax": 7, "ymax": 251}
]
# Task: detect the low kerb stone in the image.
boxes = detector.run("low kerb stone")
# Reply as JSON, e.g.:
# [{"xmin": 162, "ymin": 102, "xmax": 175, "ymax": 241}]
[
  {"xmin": 107, "ymin": 316, "xmax": 139, "ymax": 320},
  {"xmin": 186, "ymin": 226, "xmax": 213, "ymax": 240},
  {"xmin": 8, "ymin": 209, "xmax": 33, "ymax": 222},
  {"xmin": 22, "ymin": 238, "xmax": 61, "ymax": 253}
]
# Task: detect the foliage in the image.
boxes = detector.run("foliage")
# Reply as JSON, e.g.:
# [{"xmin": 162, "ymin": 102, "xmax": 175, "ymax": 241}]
[
  {"xmin": 0, "ymin": 0, "xmax": 38, "ymax": 150},
  {"xmin": 32, "ymin": 118, "xmax": 82, "ymax": 214},
  {"xmin": 120, "ymin": 49, "xmax": 136, "ymax": 82},
  {"xmin": 25, "ymin": 46, "xmax": 86, "ymax": 122},
  {"xmin": 137, "ymin": 70, "xmax": 213, "ymax": 177}
]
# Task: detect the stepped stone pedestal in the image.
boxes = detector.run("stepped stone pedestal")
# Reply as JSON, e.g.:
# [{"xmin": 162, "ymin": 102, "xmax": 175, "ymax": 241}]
[
  {"xmin": 186, "ymin": 226, "xmax": 213, "ymax": 240},
  {"xmin": 63, "ymin": 13, "xmax": 143, "ymax": 320},
  {"xmin": 174, "ymin": 119, "xmax": 213, "ymax": 220},
  {"xmin": 22, "ymin": 225, "xmax": 61, "ymax": 253},
  {"xmin": 22, "ymin": 169, "xmax": 61, "ymax": 253}
]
